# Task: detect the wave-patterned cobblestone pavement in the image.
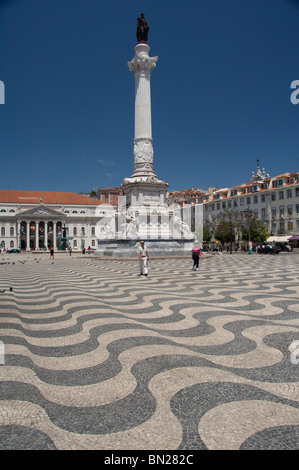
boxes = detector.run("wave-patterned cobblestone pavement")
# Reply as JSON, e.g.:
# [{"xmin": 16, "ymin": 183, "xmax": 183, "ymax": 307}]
[{"xmin": 1, "ymin": 252, "xmax": 299, "ymax": 450}]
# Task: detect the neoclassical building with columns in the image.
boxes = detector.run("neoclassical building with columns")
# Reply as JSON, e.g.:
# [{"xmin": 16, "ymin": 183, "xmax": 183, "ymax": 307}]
[{"xmin": 0, "ymin": 190, "xmax": 104, "ymax": 251}]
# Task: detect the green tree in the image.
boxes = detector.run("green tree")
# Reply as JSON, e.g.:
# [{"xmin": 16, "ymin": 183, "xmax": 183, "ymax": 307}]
[
  {"xmin": 241, "ymin": 216, "xmax": 268, "ymax": 244},
  {"xmin": 214, "ymin": 209, "xmax": 241, "ymax": 253},
  {"xmin": 203, "ymin": 224, "xmax": 212, "ymax": 244},
  {"xmin": 204, "ymin": 215, "xmax": 218, "ymax": 240}
]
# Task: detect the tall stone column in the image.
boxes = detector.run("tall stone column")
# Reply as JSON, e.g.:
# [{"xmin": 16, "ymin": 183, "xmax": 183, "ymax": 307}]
[
  {"xmin": 26, "ymin": 222, "xmax": 30, "ymax": 251},
  {"xmin": 17, "ymin": 222, "xmax": 21, "ymax": 249},
  {"xmin": 94, "ymin": 16, "xmax": 196, "ymax": 254},
  {"xmin": 53, "ymin": 222, "xmax": 57, "ymax": 250},
  {"xmin": 35, "ymin": 221, "xmax": 39, "ymax": 250},
  {"xmin": 128, "ymin": 43, "xmax": 158, "ymax": 179},
  {"xmin": 120, "ymin": 39, "xmax": 169, "ymax": 241},
  {"xmin": 44, "ymin": 221, "xmax": 48, "ymax": 250}
]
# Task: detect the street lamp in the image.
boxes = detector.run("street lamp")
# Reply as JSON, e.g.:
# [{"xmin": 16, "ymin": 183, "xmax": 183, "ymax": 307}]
[{"xmin": 243, "ymin": 207, "xmax": 254, "ymax": 254}]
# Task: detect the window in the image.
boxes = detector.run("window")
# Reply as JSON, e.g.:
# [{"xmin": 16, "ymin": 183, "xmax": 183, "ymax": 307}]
[
  {"xmin": 296, "ymin": 187, "xmax": 299, "ymax": 197},
  {"xmin": 279, "ymin": 191, "xmax": 284, "ymax": 200},
  {"xmin": 10, "ymin": 227, "xmax": 14, "ymax": 236},
  {"xmin": 217, "ymin": 203, "xmax": 220, "ymax": 210},
  {"xmin": 254, "ymin": 196, "xmax": 258, "ymax": 204},
  {"xmin": 1, "ymin": 227, "xmax": 5, "ymax": 236},
  {"xmin": 272, "ymin": 207, "xmax": 277, "ymax": 217},
  {"xmin": 271, "ymin": 192, "xmax": 276, "ymax": 201},
  {"xmin": 287, "ymin": 205, "xmax": 293, "ymax": 215},
  {"xmin": 81, "ymin": 227, "xmax": 85, "ymax": 235},
  {"xmin": 261, "ymin": 208, "xmax": 266, "ymax": 219},
  {"xmin": 278, "ymin": 179, "xmax": 283, "ymax": 186},
  {"xmin": 261, "ymin": 194, "xmax": 266, "ymax": 203},
  {"xmin": 296, "ymin": 204, "xmax": 299, "ymax": 214},
  {"xmin": 240, "ymin": 198, "xmax": 244, "ymax": 206},
  {"xmin": 10, "ymin": 241, "xmax": 14, "ymax": 248},
  {"xmin": 288, "ymin": 221, "xmax": 293, "ymax": 231},
  {"xmin": 91, "ymin": 227, "xmax": 95, "ymax": 236},
  {"xmin": 247, "ymin": 197, "xmax": 251, "ymax": 205},
  {"xmin": 222, "ymin": 202, "xmax": 226, "ymax": 209},
  {"xmin": 287, "ymin": 189, "xmax": 292, "ymax": 198},
  {"xmin": 279, "ymin": 206, "xmax": 284, "ymax": 215},
  {"xmin": 92, "ymin": 239, "xmax": 95, "ymax": 247},
  {"xmin": 73, "ymin": 227, "xmax": 77, "ymax": 236},
  {"xmin": 74, "ymin": 240, "xmax": 77, "ymax": 247}
]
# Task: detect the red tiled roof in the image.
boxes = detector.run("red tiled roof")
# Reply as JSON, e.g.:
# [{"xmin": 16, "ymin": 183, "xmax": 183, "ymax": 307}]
[
  {"xmin": 273, "ymin": 173, "xmax": 290, "ymax": 179},
  {"xmin": 98, "ymin": 187, "xmax": 121, "ymax": 192},
  {"xmin": 0, "ymin": 190, "xmax": 102, "ymax": 206}
]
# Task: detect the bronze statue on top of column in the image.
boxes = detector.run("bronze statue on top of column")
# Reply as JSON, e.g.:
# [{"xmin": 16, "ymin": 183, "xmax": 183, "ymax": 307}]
[{"xmin": 137, "ymin": 13, "xmax": 149, "ymax": 43}]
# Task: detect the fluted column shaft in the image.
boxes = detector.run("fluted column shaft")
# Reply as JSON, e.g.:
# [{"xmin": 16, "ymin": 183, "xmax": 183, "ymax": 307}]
[
  {"xmin": 128, "ymin": 43, "xmax": 158, "ymax": 178},
  {"xmin": 134, "ymin": 68, "xmax": 152, "ymax": 139}
]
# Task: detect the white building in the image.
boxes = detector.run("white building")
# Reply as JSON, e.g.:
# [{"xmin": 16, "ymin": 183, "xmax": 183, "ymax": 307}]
[
  {"xmin": 204, "ymin": 167, "xmax": 299, "ymax": 239},
  {"xmin": 0, "ymin": 190, "xmax": 103, "ymax": 251},
  {"xmin": 168, "ymin": 165, "xmax": 299, "ymax": 246}
]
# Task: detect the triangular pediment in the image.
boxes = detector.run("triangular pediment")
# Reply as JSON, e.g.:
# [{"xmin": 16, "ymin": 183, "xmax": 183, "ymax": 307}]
[{"xmin": 19, "ymin": 204, "xmax": 63, "ymax": 218}]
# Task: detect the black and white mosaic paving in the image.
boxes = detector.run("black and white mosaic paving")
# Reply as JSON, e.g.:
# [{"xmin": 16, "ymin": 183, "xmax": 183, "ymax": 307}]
[{"xmin": 0, "ymin": 251, "xmax": 299, "ymax": 450}]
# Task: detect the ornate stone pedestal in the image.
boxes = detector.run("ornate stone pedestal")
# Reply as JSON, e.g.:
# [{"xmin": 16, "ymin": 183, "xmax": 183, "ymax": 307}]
[{"xmin": 94, "ymin": 238, "xmax": 194, "ymax": 258}]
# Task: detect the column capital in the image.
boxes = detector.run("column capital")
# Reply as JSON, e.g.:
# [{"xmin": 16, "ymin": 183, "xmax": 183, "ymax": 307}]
[{"xmin": 128, "ymin": 44, "xmax": 158, "ymax": 74}]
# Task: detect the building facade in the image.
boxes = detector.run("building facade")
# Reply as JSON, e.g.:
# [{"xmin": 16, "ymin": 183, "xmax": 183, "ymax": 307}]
[
  {"xmin": 167, "ymin": 165, "xmax": 299, "ymax": 243},
  {"xmin": 96, "ymin": 187, "xmax": 121, "ymax": 206},
  {"xmin": 2, "ymin": 166, "xmax": 299, "ymax": 252},
  {"xmin": 0, "ymin": 190, "xmax": 103, "ymax": 251}
]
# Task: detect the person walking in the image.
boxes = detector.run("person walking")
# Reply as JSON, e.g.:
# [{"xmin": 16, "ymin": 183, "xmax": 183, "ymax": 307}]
[
  {"xmin": 191, "ymin": 243, "xmax": 201, "ymax": 271},
  {"xmin": 137, "ymin": 240, "xmax": 149, "ymax": 276},
  {"xmin": 50, "ymin": 246, "xmax": 54, "ymax": 260}
]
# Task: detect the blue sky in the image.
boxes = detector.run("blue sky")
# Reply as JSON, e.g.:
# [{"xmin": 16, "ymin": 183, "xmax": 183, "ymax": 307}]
[{"xmin": 0, "ymin": 0, "xmax": 298, "ymax": 193}]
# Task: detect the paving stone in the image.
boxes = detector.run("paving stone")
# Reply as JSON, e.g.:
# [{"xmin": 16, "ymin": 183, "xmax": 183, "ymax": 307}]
[{"xmin": 0, "ymin": 252, "xmax": 299, "ymax": 449}]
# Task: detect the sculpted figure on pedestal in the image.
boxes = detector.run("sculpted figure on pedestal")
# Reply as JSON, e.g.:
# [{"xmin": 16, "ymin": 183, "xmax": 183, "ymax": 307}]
[
  {"xmin": 137, "ymin": 13, "xmax": 149, "ymax": 43},
  {"xmin": 174, "ymin": 215, "xmax": 193, "ymax": 239}
]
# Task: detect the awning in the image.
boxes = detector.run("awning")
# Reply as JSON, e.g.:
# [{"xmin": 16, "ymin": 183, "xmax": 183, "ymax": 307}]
[
  {"xmin": 266, "ymin": 236, "xmax": 291, "ymax": 243},
  {"xmin": 288, "ymin": 235, "xmax": 299, "ymax": 241}
]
